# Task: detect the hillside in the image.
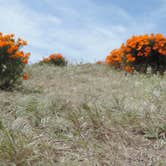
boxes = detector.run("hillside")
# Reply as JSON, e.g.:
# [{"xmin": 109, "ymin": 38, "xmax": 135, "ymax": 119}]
[{"xmin": 0, "ymin": 63, "xmax": 166, "ymax": 166}]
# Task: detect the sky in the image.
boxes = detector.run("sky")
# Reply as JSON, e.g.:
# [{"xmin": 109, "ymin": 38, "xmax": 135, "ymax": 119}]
[{"xmin": 0, "ymin": 0, "xmax": 166, "ymax": 64}]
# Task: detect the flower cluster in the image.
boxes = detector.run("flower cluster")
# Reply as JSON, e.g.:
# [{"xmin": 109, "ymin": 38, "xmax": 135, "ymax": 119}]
[
  {"xmin": 0, "ymin": 33, "xmax": 30, "ymax": 64},
  {"xmin": 0, "ymin": 32, "xmax": 30, "ymax": 89},
  {"xmin": 40, "ymin": 53, "xmax": 67, "ymax": 66},
  {"xmin": 106, "ymin": 34, "xmax": 166, "ymax": 74}
]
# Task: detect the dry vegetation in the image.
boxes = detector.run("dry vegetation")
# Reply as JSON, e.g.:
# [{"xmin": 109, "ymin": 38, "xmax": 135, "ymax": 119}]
[{"xmin": 0, "ymin": 63, "xmax": 166, "ymax": 166}]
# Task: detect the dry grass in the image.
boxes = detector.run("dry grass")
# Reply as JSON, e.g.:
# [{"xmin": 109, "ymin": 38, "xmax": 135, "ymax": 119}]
[{"xmin": 0, "ymin": 63, "xmax": 166, "ymax": 166}]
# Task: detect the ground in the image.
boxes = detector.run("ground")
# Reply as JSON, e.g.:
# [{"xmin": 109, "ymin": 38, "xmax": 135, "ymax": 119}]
[{"xmin": 0, "ymin": 63, "xmax": 165, "ymax": 166}]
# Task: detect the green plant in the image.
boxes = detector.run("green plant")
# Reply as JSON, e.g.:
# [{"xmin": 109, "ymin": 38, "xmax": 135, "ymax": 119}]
[
  {"xmin": 0, "ymin": 32, "xmax": 30, "ymax": 90},
  {"xmin": 106, "ymin": 34, "xmax": 166, "ymax": 74},
  {"xmin": 0, "ymin": 119, "xmax": 34, "ymax": 165},
  {"xmin": 40, "ymin": 53, "xmax": 67, "ymax": 66},
  {"xmin": 144, "ymin": 124, "xmax": 166, "ymax": 140}
]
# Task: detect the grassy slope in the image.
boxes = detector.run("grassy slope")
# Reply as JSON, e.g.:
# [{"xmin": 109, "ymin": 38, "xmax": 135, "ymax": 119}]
[{"xmin": 0, "ymin": 63, "xmax": 166, "ymax": 166}]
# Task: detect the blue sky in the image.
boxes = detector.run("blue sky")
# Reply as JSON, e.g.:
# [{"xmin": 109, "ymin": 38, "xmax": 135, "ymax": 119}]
[{"xmin": 0, "ymin": 0, "xmax": 166, "ymax": 63}]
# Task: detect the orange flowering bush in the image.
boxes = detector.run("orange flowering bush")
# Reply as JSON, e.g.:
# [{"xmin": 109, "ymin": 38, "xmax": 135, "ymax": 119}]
[
  {"xmin": 96, "ymin": 61, "xmax": 106, "ymax": 64},
  {"xmin": 106, "ymin": 34, "xmax": 166, "ymax": 74},
  {"xmin": 0, "ymin": 32, "xmax": 30, "ymax": 89},
  {"xmin": 40, "ymin": 53, "xmax": 67, "ymax": 66}
]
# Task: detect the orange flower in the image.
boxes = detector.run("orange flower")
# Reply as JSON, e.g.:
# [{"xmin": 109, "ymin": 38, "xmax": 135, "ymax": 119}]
[
  {"xmin": 7, "ymin": 45, "xmax": 18, "ymax": 54},
  {"xmin": 42, "ymin": 53, "xmax": 65, "ymax": 63},
  {"xmin": 153, "ymin": 44, "xmax": 158, "ymax": 50},
  {"xmin": 126, "ymin": 54, "xmax": 135, "ymax": 62},
  {"xmin": 23, "ymin": 73, "xmax": 28, "ymax": 80},
  {"xmin": 0, "ymin": 33, "xmax": 30, "ymax": 63},
  {"xmin": 11, "ymin": 51, "xmax": 24, "ymax": 58},
  {"xmin": 137, "ymin": 52, "xmax": 143, "ymax": 56},
  {"xmin": 106, "ymin": 56, "xmax": 113, "ymax": 64},
  {"xmin": 96, "ymin": 61, "xmax": 105, "ymax": 64},
  {"xmin": 49, "ymin": 53, "xmax": 64, "ymax": 60},
  {"xmin": 23, "ymin": 52, "xmax": 30, "ymax": 64},
  {"xmin": 105, "ymin": 49, "xmax": 122, "ymax": 66},
  {"xmin": 17, "ymin": 38, "xmax": 27, "ymax": 46},
  {"xmin": 23, "ymin": 58, "xmax": 28, "ymax": 64},
  {"xmin": 0, "ymin": 41, "xmax": 6, "ymax": 47},
  {"xmin": 124, "ymin": 66, "xmax": 133, "ymax": 73},
  {"xmin": 49, "ymin": 54, "xmax": 56, "ymax": 59},
  {"xmin": 105, "ymin": 33, "xmax": 166, "ymax": 74},
  {"xmin": 55, "ymin": 53, "xmax": 63, "ymax": 59},
  {"xmin": 43, "ymin": 58, "xmax": 50, "ymax": 62},
  {"xmin": 137, "ymin": 45, "xmax": 142, "ymax": 50}
]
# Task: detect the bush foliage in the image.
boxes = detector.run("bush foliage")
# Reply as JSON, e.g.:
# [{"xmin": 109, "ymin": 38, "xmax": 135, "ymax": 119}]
[
  {"xmin": 106, "ymin": 34, "xmax": 166, "ymax": 74},
  {"xmin": 40, "ymin": 53, "xmax": 67, "ymax": 66},
  {"xmin": 0, "ymin": 32, "xmax": 30, "ymax": 89}
]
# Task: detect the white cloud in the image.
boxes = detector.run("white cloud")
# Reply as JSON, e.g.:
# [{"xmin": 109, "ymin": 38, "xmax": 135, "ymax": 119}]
[
  {"xmin": 0, "ymin": 0, "xmax": 62, "ymax": 62},
  {"xmin": 47, "ymin": 15, "xmax": 62, "ymax": 24},
  {"xmin": 0, "ymin": 0, "xmax": 161, "ymax": 63}
]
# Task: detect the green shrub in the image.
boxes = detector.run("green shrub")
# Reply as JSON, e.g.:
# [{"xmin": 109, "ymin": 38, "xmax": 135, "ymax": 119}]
[
  {"xmin": 106, "ymin": 34, "xmax": 166, "ymax": 74},
  {"xmin": 0, "ymin": 32, "xmax": 30, "ymax": 89},
  {"xmin": 40, "ymin": 53, "xmax": 67, "ymax": 66}
]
